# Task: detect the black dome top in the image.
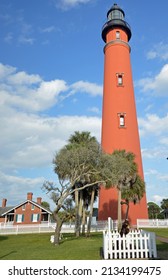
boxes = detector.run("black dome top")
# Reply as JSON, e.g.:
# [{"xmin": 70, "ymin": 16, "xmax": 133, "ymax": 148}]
[
  {"xmin": 102, "ymin": 3, "xmax": 131, "ymax": 42},
  {"xmin": 107, "ymin": 3, "xmax": 125, "ymax": 18}
]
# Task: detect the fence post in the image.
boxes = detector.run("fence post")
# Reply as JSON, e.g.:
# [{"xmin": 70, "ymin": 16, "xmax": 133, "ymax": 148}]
[
  {"xmin": 103, "ymin": 231, "xmax": 109, "ymax": 259},
  {"xmin": 137, "ymin": 219, "xmax": 139, "ymax": 229},
  {"xmin": 108, "ymin": 217, "xmax": 112, "ymax": 233}
]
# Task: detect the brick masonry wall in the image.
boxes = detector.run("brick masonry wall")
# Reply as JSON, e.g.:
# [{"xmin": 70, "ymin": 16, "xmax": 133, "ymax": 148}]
[{"xmin": 14, "ymin": 201, "xmax": 41, "ymax": 224}]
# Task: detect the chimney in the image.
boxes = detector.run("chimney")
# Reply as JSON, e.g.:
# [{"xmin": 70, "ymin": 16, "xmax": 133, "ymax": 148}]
[
  {"xmin": 37, "ymin": 197, "xmax": 42, "ymax": 205},
  {"xmin": 2, "ymin": 198, "xmax": 7, "ymax": 208},
  {"xmin": 27, "ymin": 192, "xmax": 33, "ymax": 201}
]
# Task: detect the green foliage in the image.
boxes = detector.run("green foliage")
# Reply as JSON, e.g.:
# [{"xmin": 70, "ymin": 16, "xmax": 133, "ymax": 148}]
[
  {"xmin": 43, "ymin": 131, "xmax": 111, "ymax": 243},
  {"xmin": 67, "ymin": 131, "xmax": 97, "ymax": 147},
  {"xmin": 103, "ymin": 150, "xmax": 145, "ymax": 229},
  {"xmin": 107, "ymin": 150, "xmax": 138, "ymax": 190},
  {"xmin": 148, "ymin": 202, "xmax": 161, "ymax": 219},
  {"xmin": 160, "ymin": 199, "xmax": 168, "ymax": 210},
  {"xmin": 54, "ymin": 140, "xmax": 103, "ymax": 186},
  {"xmin": 41, "ymin": 201, "xmax": 50, "ymax": 210},
  {"xmin": 122, "ymin": 174, "xmax": 145, "ymax": 203},
  {"xmin": 43, "ymin": 132, "xmax": 146, "ymax": 242}
]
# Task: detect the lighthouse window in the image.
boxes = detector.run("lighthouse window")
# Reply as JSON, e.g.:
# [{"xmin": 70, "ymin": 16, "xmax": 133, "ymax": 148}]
[
  {"xmin": 118, "ymin": 74, "xmax": 123, "ymax": 86},
  {"xmin": 116, "ymin": 31, "xmax": 120, "ymax": 39},
  {"xmin": 111, "ymin": 10, "xmax": 124, "ymax": 20},
  {"xmin": 118, "ymin": 113, "xmax": 126, "ymax": 127},
  {"xmin": 120, "ymin": 115, "xmax": 125, "ymax": 126}
]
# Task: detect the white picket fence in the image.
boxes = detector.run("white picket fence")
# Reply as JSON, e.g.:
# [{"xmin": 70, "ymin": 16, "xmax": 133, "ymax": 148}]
[
  {"xmin": 0, "ymin": 221, "xmax": 109, "ymax": 235},
  {"xmin": 1, "ymin": 218, "xmax": 167, "ymax": 235},
  {"xmin": 103, "ymin": 218, "xmax": 157, "ymax": 259},
  {"xmin": 137, "ymin": 219, "xmax": 168, "ymax": 228},
  {"xmin": 0, "ymin": 223, "xmax": 56, "ymax": 235}
]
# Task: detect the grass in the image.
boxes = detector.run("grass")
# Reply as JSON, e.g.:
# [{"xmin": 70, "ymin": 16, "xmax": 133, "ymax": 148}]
[
  {"xmin": 0, "ymin": 233, "xmax": 103, "ymax": 260},
  {"xmin": 144, "ymin": 228, "xmax": 168, "ymax": 239},
  {"xmin": 0, "ymin": 229, "xmax": 167, "ymax": 260},
  {"xmin": 142, "ymin": 228, "xmax": 168, "ymax": 260}
]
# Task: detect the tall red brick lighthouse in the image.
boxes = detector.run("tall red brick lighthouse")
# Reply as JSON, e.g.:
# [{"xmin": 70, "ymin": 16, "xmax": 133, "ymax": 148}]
[{"xmin": 98, "ymin": 3, "xmax": 148, "ymax": 225}]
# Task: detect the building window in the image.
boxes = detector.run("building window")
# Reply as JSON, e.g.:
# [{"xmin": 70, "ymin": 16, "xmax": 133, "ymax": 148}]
[
  {"xmin": 117, "ymin": 74, "xmax": 123, "ymax": 86},
  {"xmin": 16, "ymin": 214, "xmax": 24, "ymax": 223},
  {"xmin": 116, "ymin": 31, "xmax": 120, "ymax": 39},
  {"xmin": 118, "ymin": 113, "xmax": 126, "ymax": 127},
  {"xmin": 31, "ymin": 214, "xmax": 40, "ymax": 222},
  {"xmin": 120, "ymin": 115, "xmax": 125, "ymax": 126}
]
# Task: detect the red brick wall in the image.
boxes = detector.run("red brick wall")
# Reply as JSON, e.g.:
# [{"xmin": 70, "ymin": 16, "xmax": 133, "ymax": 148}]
[
  {"xmin": 0, "ymin": 217, "xmax": 5, "ymax": 223},
  {"xmin": 14, "ymin": 201, "xmax": 42, "ymax": 224}
]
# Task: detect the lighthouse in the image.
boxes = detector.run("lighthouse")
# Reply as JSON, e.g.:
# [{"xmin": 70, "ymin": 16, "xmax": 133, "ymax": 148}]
[{"xmin": 98, "ymin": 3, "xmax": 148, "ymax": 225}]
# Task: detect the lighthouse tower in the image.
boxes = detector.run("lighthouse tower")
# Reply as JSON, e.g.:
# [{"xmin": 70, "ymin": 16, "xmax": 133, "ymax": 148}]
[{"xmin": 98, "ymin": 3, "xmax": 148, "ymax": 225}]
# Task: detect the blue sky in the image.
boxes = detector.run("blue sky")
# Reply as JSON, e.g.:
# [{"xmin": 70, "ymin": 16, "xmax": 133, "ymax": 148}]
[{"xmin": 0, "ymin": 0, "xmax": 168, "ymax": 210}]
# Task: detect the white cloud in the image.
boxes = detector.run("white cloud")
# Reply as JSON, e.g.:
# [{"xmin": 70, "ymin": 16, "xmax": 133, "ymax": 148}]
[
  {"xmin": 142, "ymin": 148, "xmax": 167, "ymax": 159},
  {"xmin": 0, "ymin": 64, "xmax": 102, "ymax": 113},
  {"xmin": 160, "ymin": 137, "xmax": 168, "ymax": 146},
  {"xmin": 144, "ymin": 169, "xmax": 159, "ymax": 176},
  {"xmin": 0, "ymin": 64, "xmax": 68, "ymax": 112},
  {"xmin": 147, "ymin": 51, "xmax": 157, "ymax": 60},
  {"xmin": 139, "ymin": 113, "xmax": 168, "ymax": 137},
  {"xmin": 144, "ymin": 104, "xmax": 154, "ymax": 112},
  {"xmin": 18, "ymin": 36, "xmax": 35, "ymax": 45},
  {"xmin": 0, "ymin": 75, "xmax": 101, "ymax": 203},
  {"xmin": 0, "ymin": 63, "xmax": 16, "ymax": 78},
  {"xmin": 144, "ymin": 169, "xmax": 168, "ymax": 182},
  {"xmin": 0, "ymin": 171, "xmax": 45, "ymax": 205},
  {"xmin": 71, "ymin": 80, "xmax": 102, "ymax": 96},
  {"xmin": 0, "ymin": 63, "xmax": 102, "ymax": 183},
  {"xmin": 88, "ymin": 106, "xmax": 100, "ymax": 114},
  {"xmin": 7, "ymin": 71, "xmax": 41, "ymax": 85},
  {"xmin": 0, "ymin": 171, "xmax": 44, "ymax": 189},
  {"xmin": 40, "ymin": 26, "xmax": 56, "ymax": 33},
  {"xmin": 137, "ymin": 64, "xmax": 168, "ymax": 96},
  {"xmin": 1, "ymin": 10, "xmax": 36, "ymax": 46},
  {"xmin": 152, "ymin": 195, "xmax": 164, "ymax": 204},
  {"xmin": 0, "ymin": 110, "xmax": 101, "ymax": 170},
  {"xmin": 56, "ymin": 0, "xmax": 93, "ymax": 9},
  {"xmin": 17, "ymin": 22, "xmax": 35, "ymax": 45},
  {"xmin": 147, "ymin": 42, "xmax": 168, "ymax": 61},
  {"xmin": 0, "ymin": 111, "xmax": 101, "ymax": 206}
]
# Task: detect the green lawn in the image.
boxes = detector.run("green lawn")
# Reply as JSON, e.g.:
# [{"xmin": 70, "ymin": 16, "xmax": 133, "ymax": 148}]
[
  {"xmin": 142, "ymin": 228, "xmax": 168, "ymax": 260},
  {"xmin": 0, "ymin": 229, "xmax": 167, "ymax": 260},
  {"xmin": 0, "ymin": 233, "xmax": 103, "ymax": 260},
  {"xmin": 143, "ymin": 228, "xmax": 168, "ymax": 239}
]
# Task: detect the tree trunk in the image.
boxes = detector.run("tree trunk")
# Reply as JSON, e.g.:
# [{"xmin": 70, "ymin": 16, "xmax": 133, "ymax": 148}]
[
  {"xmin": 75, "ymin": 191, "xmax": 83, "ymax": 237},
  {"xmin": 125, "ymin": 201, "xmax": 129, "ymax": 220},
  {"xmin": 117, "ymin": 188, "xmax": 122, "ymax": 231},
  {"xmin": 82, "ymin": 206, "xmax": 86, "ymax": 235},
  {"xmin": 87, "ymin": 189, "xmax": 95, "ymax": 236},
  {"xmin": 53, "ymin": 212, "xmax": 63, "ymax": 245},
  {"xmin": 75, "ymin": 187, "xmax": 80, "ymax": 237}
]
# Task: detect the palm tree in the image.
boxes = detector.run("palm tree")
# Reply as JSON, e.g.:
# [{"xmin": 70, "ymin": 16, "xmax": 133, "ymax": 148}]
[
  {"xmin": 66, "ymin": 131, "xmax": 99, "ymax": 236},
  {"xmin": 109, "ymin": 150, "xmax": 140, "ymax": 230},
  {"xmin": 121, "ymin": 174, "xmax": 146, "ymax": 220},
  {"xmin": 86, "ymin": 184, "xmax": 99, "ymax": 236},
  {"xmin": 160, "ymin": 198, "xmax": 168, "ymax": 210},
  {"xmin": 67, "ymin": 131, "xmax": 96, "ymax": 147},
  {"xmin": 147, "ymin": 202, "xmax": 161, "ymax": 219}
]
